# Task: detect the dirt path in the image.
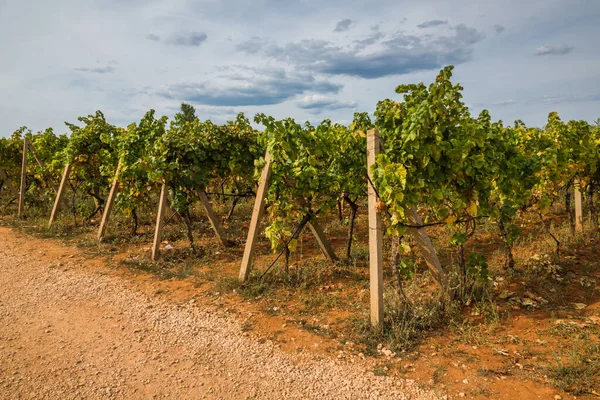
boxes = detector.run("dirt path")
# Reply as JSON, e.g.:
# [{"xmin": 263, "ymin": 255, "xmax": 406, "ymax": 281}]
[{"xmin": 0, "ymin": 226, "xmax": 440, "ymax": 400}]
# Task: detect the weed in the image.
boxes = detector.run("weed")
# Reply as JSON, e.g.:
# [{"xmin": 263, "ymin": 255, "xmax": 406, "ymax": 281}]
[
  {"xmin": 241, "ymin": 321, "xmax": 254, "ymax": 332},
  {"xmin": 119, "ymin": 256, "xmax": 199, "ymax": 281},
  {"xmin": 346, "ymin": 286, "xmax": 460, "ymax": 353},
  {"xmin": 216, "ymin": 276, "xmax": 242, "ymax": 293},
  {"xmin": 477, "ymin": 367, "xmax": 496, "ymax": 378},
  {"xmin": 450, "ymin": 319, "xmax": 490, "ymax": 346},
  {"xmin": 237, "ymin": 280, "xmax": 271, "ymax": 299},
  {"xmin": 547, "ymin": 341, "xmax": 600, "ymax": 395},
  {"xmin": 432, "ymin": 366, "xmax": 447, "ymax": 384}
]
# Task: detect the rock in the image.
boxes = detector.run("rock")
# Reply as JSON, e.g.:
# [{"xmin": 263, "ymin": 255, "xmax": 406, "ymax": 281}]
[
  {"xmin": 498, "ymin": 291, "xmax": 514, "ymax": 300},
  {"xmin": 573, "ymin": 303, "xmax": 587, "ymax": 310},
  {"xmin": 587, "ymin": 316, "xmax": 600, "ymax": 325},
  {"xmin": 521, "ymin": 298, "xmax": 536, "ymax": 307}
]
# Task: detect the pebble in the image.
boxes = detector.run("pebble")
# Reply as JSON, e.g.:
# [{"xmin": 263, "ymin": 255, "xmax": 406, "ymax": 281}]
[{"xmin": 0, "ymin": 229, "xmax": 442, "ymax": 400}]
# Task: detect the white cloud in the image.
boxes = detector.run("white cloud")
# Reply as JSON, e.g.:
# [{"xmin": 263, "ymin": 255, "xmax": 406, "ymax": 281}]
[
  {"xmin": 535, "ymin": 44, "xmax": 574, "ymax": 56},
  {"xmin": 296, "ymin": 95, "xmax": 357, "ymax": 114},
  {"xmin": 492, "ymin": 99, "xmax": 516, "ymax": 106}
]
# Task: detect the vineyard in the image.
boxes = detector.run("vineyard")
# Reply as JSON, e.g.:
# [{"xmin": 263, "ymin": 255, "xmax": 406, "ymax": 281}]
[{"xmin": 1, "ymin": 66, "xmax": 600, "ymax": 397}]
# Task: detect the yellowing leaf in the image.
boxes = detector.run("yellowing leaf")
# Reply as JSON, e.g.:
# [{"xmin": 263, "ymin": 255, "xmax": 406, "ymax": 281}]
[
  {"xmin": 445, "ymin": 215, "xmax": 458, "ymax": 224},
  {"xmin": 400, "ymin": 242, "xmax": 411, "ymax": 254},
  {"xmin": 467, "ymin": 202, "xmax": 478, "ymax": 216}
]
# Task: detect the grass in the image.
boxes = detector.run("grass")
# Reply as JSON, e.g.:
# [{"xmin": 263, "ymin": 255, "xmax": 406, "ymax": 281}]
[
  {"xmin": 449, "ymin": 319, "xmax": 492, "ymax": 346},
  {"xmin": 432, "ymin": 366, "xmax": 448, "ymax": 384},
  {"xmin": 240, "ymin": 321, "xmax": 254, "ymax": 332},
  {"xmin": 299, "ymin": 322, "xmax": 334, "ymax": 338},
  {"xmin": 373, "ymin": 367, "xmax": 389, "ymax": 377},
  {"xmin": 119, "ymin": 255, "xmax": 200, "ymax": 281},
  {"xmin": 346, "ymin": 285, "xmax": 461, "ymax": 353},
  {"xmin": 547, "ymin": 341, "xmax": 600, "ymax": 395}
]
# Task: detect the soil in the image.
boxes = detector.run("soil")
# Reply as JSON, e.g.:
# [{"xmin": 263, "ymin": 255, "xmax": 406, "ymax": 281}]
[
  {"xmin": 1, "ymin": 209, "xmax": 598, "ymax": 400},
  {"xmin": 0, "ymin": 225, "xmax": 438, "ymax": 400}
]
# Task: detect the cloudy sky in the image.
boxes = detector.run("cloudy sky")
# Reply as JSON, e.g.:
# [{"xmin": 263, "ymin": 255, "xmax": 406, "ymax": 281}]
[{"xmin": 0, "ymin": 0, "xmax": 599, "ymax": 136}]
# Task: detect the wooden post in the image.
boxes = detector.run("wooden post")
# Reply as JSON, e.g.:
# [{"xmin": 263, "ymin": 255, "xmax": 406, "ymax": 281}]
[
  {"xmin": 151, "ymin": 182, "xmax": 168, "ymax": 261},
  {"xmin": 27, "ymin": 142, "xmax": 58, "ymax": 193},
  {"xmin": 0, "ymin": 168, "xmax": 19, "ymax": 198},
  {"xmin": 367, "ymin": 129, "xmax": 383, "ymax": 327},
  {"xmin": 48, "ymin": 163, "xmax": 72, "ymax": 227},
  {"xmin": 406, "ymin": 207, "xmax": 448, "ymax": 289},
  {"xmin": 198, "ymin": 191, "xmax": 233, "ymax": 248},
  {"xmin": 97, "ymin": 162, "xmax": 121, "ymax": 241},
  {"xmin": 307, "ymin": 219, "xmax": 339, "ymax": 261},
  {"xmin": 18, "ymin": 138, "xmax": 28, "ymax": 218},
  {"xmin": 239, "ymin": 152, "xmax": 272, "ymax": 281},
  {"xmin": 574, "ymin": 179, "xmax": 583, "ymax": 232}
]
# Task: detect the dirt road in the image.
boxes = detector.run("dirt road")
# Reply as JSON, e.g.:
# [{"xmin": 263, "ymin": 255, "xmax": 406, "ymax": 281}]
[{"xmin": 0, "ymin": 226, "xmax": 439, "ymax": 400}]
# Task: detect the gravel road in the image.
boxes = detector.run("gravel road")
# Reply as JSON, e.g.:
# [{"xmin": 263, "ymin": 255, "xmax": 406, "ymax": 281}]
[{"xmin": 0, "ymin": 226, "xmax": 441, "ymax": 400}]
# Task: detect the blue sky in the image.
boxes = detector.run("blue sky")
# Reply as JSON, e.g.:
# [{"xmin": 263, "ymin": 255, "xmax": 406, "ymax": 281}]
[{"xmin": 0, "ymin": 0, "xmax": 599, "ymax": 136}]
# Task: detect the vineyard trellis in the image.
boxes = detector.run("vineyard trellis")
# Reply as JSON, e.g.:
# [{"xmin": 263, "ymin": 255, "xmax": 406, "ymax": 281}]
[{"xmin": 0, "ymin": 67, "xmax": 599, "ymax": 328}]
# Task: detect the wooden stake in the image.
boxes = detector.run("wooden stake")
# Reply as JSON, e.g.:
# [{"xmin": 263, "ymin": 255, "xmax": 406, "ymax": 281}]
[
  {"xmin": 307, "ymin": 219, "xmax": 339, "ymax": 261},
  {"xmin": 198, "ymin": 191, "xmax": 233, "ymax": 248},
  {"xmin": 27, "ymin": 142, "xmax": 58, "ymax": 193},
  {"xmin": 239, "ymin": 152, "xmax": 272, "ymax": 281},
  {"xmin": 0, "ymin": 168, "xmax": 19, "ymax": 198},
  {"xmin": 97, "ymin": 162, "xmax": 121, "ymax": 241},
  {"xmin": 367, "ymin": 128, "xmax": 383, "ymax": 327},
  {"xmin": 151, "ymin": 182, "xmax": 168, "ymax": 261},
  {"xmin": 48, "ymin": 163, "xmax": 72, "ymax": 227},
  {"xmin": 18, "ymin": 138, "xmax": 28, "ymax": 218},
  {"xmin": 574, "ymin": 179, "xmax": 583, "ymax": 232},
  {"xmin": 406, "ymin": 207, "xmax": 448, "ymax": 289}
]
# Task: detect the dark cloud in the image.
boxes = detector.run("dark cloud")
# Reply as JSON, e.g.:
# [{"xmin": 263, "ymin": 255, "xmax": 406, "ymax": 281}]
[
  {"xmin": 417, "ymin": 20, "xmax": 448, "ymax": 28},
  {"xmin": 352, "ymin": 31, "xmax": 385, "ymax": 50},
  {"xmin": 237, "ymin": 24, "xmax": 484, "ymax": 79},
  {"xmin": 158, "ymin": 68, "xmax": 342, "ymax": 107},
  {"xmin": 296, "ymin": 95, "xmax": 357, "ymax": 113},
  {"xmin": 334, "ymin": 19, "xmax": 354, "ymax": 32},
  {"xmin": 493, "ymin": 24, "xmax": 505, "ymax": 33},
  {"xmin": 146, "ymin": 34, "xmax": 161, "ymax": 41},
  {"xmin": 74, "ymin": 66, "xmax": 115, "ymax": 74},
  {"xmin": 168, "ymin": 32, "xmax": 208, "ymax": 47},
  {"xmin": 235, "ymin": 37, "xmax": 264, "ymax": 53},
  {"xmin": 535, "ymin": 44, "xmax": 574, "ymax": 56}
]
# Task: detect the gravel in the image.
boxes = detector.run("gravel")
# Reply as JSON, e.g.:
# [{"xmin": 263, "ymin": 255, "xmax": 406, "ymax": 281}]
[{"xmin": 0, "ymin": 227, "xmax": 440, "ymax": 399}]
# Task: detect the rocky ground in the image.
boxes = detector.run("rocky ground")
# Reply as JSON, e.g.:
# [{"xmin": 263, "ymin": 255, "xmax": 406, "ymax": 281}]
[{"xmin": 0, "ymin": 226, "xmax": 441, "ymax": 400}]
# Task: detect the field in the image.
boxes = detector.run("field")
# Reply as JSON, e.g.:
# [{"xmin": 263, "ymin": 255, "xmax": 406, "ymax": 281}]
[{"xmin": 1, "ymin": 189, "xmax": 599, "ymax": 399}]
